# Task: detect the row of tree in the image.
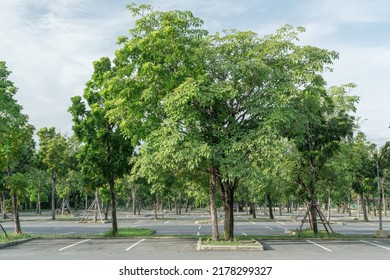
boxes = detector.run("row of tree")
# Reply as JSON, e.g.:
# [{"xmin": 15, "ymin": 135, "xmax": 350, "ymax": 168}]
[{"xmin": 1, "ymin": 4, "xmax": 389, "ymax": 240}]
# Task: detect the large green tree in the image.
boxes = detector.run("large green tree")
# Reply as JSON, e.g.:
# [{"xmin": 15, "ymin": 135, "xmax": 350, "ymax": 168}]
[
  {"xmin": 100, "ymin": 4, "xmax": 356, "ymax": 240},
  {"xmin": 0, "ymin": 61, "xmax": 34, "ymax": 233},
  {"xmin": 68, "ymin": 57, "xmax": 134, "ymax": 235}
]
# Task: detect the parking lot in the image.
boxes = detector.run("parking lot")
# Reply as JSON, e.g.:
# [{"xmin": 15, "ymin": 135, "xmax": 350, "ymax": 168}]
[
  {"xmin": 1, "ymin": 211, "xmax": 390, "ymax": 259},
  {"xmin": 1, "ymin": 237, "xmax": 390, "ymax": 260}
]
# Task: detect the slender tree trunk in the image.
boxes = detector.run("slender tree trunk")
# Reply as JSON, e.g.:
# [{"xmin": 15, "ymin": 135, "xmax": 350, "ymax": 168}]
[
  {"xmin": 8, "ymin": 167, "xmax": 21, "ymax": 234},
  {"xmin": 357, "ymin": 195, "xmax": 360, "ymax": 218},
  {"xmin": 327, "ymin": 196, "xmax": 331, "ymax": 222},
  {"xmin": 51, "ymin": 174, "xmax": 56, "ymax": 220},
  {"xmin": 266, "ymin": 193, "xmax": 274, "ymax": 220},
  {"xmin": 109, "ymin": 178, "xmax": 118, "ymax": 234},
  {"xmin": 36, "ymin": 190, "xmax": 41, "ymax": 215},
  {"xmin": 209, "ymin": 167, "xmax": 219, "ymax": 241},
  {"xmin": 104, "ymin": 201, "xmax": 109, "ymax": 220},
  {"xmin": 309, "ymin": 167, "xmax": 318, "ymax": 234},
  {"xmin": 382, "ymin": 179, "xmax": 386, "ymax": 217},
  {"xmin": 153, "ymin": 196, "xmax": 158, "ymax": 220},
  {"xmin": 85, "ymin": 191, "xmax": 88, "ymax": 211},
  {"xmin": 279, "ymin": 200, "xmax": 283, "ymax": 216},
  {"xmin": 185, "ymin": 198, "xmax": 189, "ymax": 212},
  {"xmin": 0, "ymin": 192, "xmax": 7, "ymax": 219},
  {"xmin": 131, "ymin": 185, "xmax": 137, "ymax": 215},
  {"xmin": 11, "ymin": 192, "xmax": 21, "ymax": 234},
  {"xmin": 74, "ymin": 193, "xmax": 79, "ymax": 212},
  {"xmin": 178, "ymin": 192, "xmax": 182, "ymax": 215},
  {"xmin": 347, "ymin": 190, "xmax": 351, "ymax": 216},
  {"xmin": 361, "ymin": 193, "xmax": 369, "ymax": 222},
  {"xmin": 93, "ymin": 188, "xmax": 99, "ymax": 222},
  {"xmin": 251, "ymin": 202, "xmax": 256, "ymax": 218}
]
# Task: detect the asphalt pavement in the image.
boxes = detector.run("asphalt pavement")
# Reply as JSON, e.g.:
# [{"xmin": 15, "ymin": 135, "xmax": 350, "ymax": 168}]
[{"xmin": 1, "ymin": 210, "xmax": 390, "ymax": 260}]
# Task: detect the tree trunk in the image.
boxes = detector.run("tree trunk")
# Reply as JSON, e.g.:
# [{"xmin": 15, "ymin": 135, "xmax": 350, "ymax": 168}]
[
  {"xmin": 251, "ymin": 202, "xmax": 256, "ymax": 218},
  {"xmin": 327, "ymin": 196, "xmax": 331, "ymax": 222},
  {"xmin": 51, "ymin": 174, "xmax": 56, "ymax": 220},
  {"xmin": 93, "ymin": 188, "xmax": 99, "ymax": 222},
  {"xmin": 309, "ymin": 167, "xmax": 318, "ymax": 234},
  {"xmin": 382, "ymin": 178, "xmax": 386, "ymax": 217},
  {"xmin": 153, "ymin": 197, "xmax": 158, "ymax": 220},
  {"xmin": 109, "ymin": 178, "xmax": 118, "ymax": 234},
  {"xmin": 125, "ymin": 196, "xmax": 131, "ymax": 212},
  {"xmin": 11, "ymin": 192, "xmax": 22, "ymax": 234},
  {"xmin": 185, "ymin": 198, "xmax": 189, "ymax": 212},
  {"xmin": 36, "ymin": 190, "xmax": 41, "ymax": 215},
  {"xmin": 209, "ymin": 167, "xmax": 219, "ymax": 241},
  {"xmin": 177, "ymin": 192, "xmax": 182, "ymax": 215},
  {"xmin": 132, "ymin": 185, "xmax": 137, "ymax": 215},
  {"xmin": 361, "ymin": 193, "xmax": 369, "ymax": 222},
  {"xmin": 0, "ymin": 192, "xmax": 7, "ymax": 219},
  {"xmin": 266, "ymin": 193, "xmax": 274, "ymax": 220},
  {"xmin": 279, "ymin": 200, "xmax": 283, "ymax": 216},
  {"xmin": 219, "ymin": 177, "xmax": 238, "ymax": 241}
]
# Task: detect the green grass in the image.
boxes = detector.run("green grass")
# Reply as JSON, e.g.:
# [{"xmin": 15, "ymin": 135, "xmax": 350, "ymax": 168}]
[
  {"xmin": 102, "ymin": 228, "xmax": 155, "ymax": 238},
  {"xmin": 296, "ymin": 229, "xmax": 344, "ymax": 239},
  {"xmin": 202, "ymin": 238, "xmax": 258, "ymax": 246},
  {"xmin": 0, "ymin": 232, "xmax": 32, "ymax": 243}
]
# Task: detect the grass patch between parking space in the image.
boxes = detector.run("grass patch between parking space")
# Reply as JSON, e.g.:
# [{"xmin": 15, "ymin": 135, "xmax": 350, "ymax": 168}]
[{"xmin": 102, "ymin": 228, "xmax": 155, "ymax": 238}]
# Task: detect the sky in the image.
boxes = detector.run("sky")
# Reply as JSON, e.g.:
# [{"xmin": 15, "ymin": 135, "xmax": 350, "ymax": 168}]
[{"xmin": 1, "ymin": 0, "xmax": 389, "ymax": 147}]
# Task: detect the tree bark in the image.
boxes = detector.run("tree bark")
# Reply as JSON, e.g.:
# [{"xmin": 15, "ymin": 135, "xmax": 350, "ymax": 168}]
[
  {"xmin": 109, "ymin": 178, "xmax": 118, "ymax": 234},
  {"xmin": 8, "ymin": 167, "xmax": 21, "ymax": 234},
  {"xmin": 219, "ymin": 176, "xmax": 238, "ymax": 241},
  {"xmin": 11, "ymin": 192, "xmax": 21, "ymax": 234},
  {"xmin": 309, "ymin": 167, "xmax": 318, "ymax": 234},
  {"xmin": 266, "ymin": 193, "xmax": 274, "ymax": 220},
  {"xmin": 132, "ymin": 185, "xmax": 137, "ymax": 215},
  {"xmin": 360, "ymin": 193, "xmax": 369, "ymax": 222},
  {"xmin": 209, "ymin": 167, "xmax": 219, "ymax": 241},
  {"xmin": 51, "ymin": 174, "xmax": 56, "ymax": 220}
]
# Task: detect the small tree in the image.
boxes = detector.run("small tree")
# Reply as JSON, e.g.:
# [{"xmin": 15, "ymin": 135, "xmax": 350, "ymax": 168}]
[
  {"xmin": 69, "ymin": 57, "xmax": 134, "ymax": 235},
  {"xmin": 37, "ymin": 127, "xmax": 70, "ymax": 220}
]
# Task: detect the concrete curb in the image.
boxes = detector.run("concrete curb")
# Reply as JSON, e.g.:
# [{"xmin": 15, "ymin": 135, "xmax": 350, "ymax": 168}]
[
  {"xmin": 197, "ymin": 238, "xmax": 264, "ymax": 251},
  {"xmin": 0, "ymin": 238, "xmax": 35, "ymax": 249}
]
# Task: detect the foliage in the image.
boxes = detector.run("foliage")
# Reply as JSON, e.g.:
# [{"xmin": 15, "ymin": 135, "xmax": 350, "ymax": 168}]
[{"xmin": 68, "ymin": 56, "xmax": 135, "ymax": 234}]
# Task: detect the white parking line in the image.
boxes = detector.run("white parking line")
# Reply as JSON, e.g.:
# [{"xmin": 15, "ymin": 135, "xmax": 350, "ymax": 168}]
[
  {"xmin": 164, "ymin": 221, "xmax": 170, "ymax": 224},
  {"xmin": 134, "ymin": 220, "xmax": 144, "ymax": 225},
  {"xmin": 126, "ymin": 239, "xmax": 145, "ymax": 251},
  {"xmin": 242, "ymin": 232, "xmax": 247, "ymax": 236},
  {"xmin": 198, "ymin": 226, "xmax": 202, "ymax": 230},
  {"xmin": 360, "ymin": 240, "xmax": 390, "ymax": 251},
  {"xmin": 343, "ymin": 226, "xmax": 361, "ymax": 231},
  {"xmin": 58, "ymin": 239, "xmax": 91, "ymax": 251},
  {"xmin": 306, "ymin": 239, "xmax": 332, "ymax": 252},
  {"xmin": 277, "ymin": 221, "xmax": 286, "ymax": 225},
  {"xmin": 250, "ymin": 221, "xmax": 256, "ymax": 225},
  {"xmin": 265, "ymin": 226, "xmax": 274, "ymax": 230}
]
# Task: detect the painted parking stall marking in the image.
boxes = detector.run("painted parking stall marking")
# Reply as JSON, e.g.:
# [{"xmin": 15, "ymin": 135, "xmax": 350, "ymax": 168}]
[
  {"xmin": 126, "ymin": 239, "xmax": 145, "ymax": 251},
  {"xmin": 58, "ymin": 239, "xmax": 91, "ymax": 251},
  {"xmin": 306, "ymin": 239, "xmax": 332, "ymax": 252},
  {"xmin": 360, "ymin": 240, "xmax": 390, "ymax": 251}
]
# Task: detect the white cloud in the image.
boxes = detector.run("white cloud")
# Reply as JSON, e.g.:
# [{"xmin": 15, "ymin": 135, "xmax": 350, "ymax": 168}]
[
  {"xmin": 1, "ymin": 0, "xmax": 389, "ymax": 146},
  {"xmin": 303, "ymin": 0, "xmax": 390, "ymax": 23}
]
